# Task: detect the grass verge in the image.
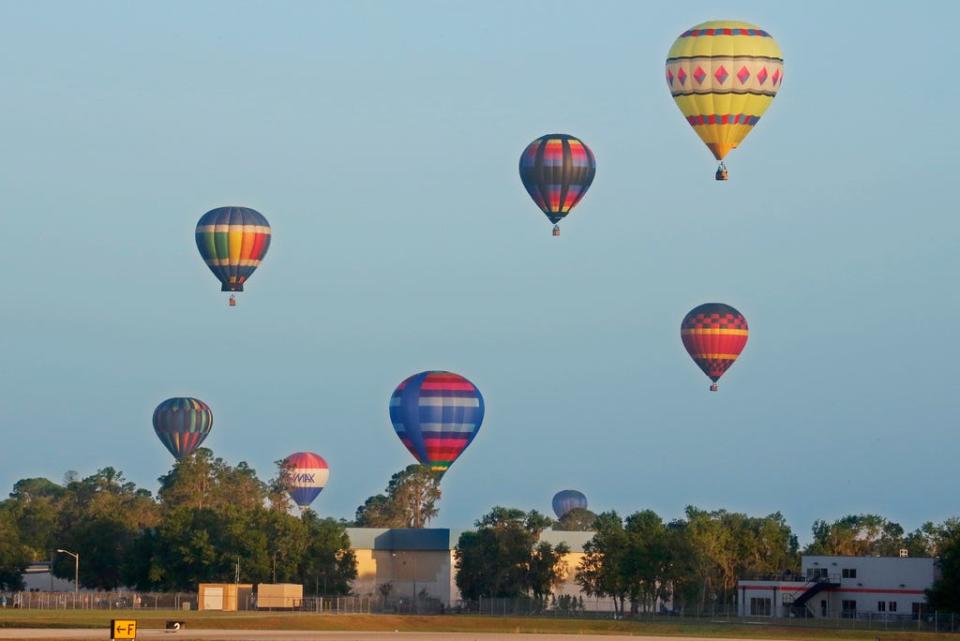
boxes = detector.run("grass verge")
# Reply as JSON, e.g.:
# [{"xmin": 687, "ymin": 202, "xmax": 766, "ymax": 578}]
[{"xmin": 0, "ymin": 610, "xmax": 958, "ymax": 641}]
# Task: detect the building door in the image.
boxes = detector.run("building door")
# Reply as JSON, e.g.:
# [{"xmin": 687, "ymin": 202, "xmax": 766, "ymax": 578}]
[
  {"xmin": 820, "ymin": 599, "xmax": 827, "ymax": 617},
  {"xmin": 203, "ymin": 587, "xmax": 224, "ymax": 611},
  {"xmin": 841, "ymin": 599, "xmax": 856, "ymax": 619},
  {"xmin": 750, "ymin": 597, "xmax": 772, "ymax": 616}
]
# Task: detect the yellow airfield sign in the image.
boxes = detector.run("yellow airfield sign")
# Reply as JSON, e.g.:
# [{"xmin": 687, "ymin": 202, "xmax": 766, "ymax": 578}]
[{"xmin": 110, "ymin": 619, "xmax": 137, "ymax": 640}]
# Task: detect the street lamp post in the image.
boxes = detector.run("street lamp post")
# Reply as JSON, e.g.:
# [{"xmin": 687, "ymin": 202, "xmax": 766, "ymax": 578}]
[{"xmin": 55, "ymin": 549, "xmax": 79, "ymax": 594}]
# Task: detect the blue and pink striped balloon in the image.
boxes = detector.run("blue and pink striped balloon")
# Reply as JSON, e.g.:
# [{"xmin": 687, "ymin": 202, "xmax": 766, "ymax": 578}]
[{"xmin": 389, "ymin": 371, "xmax": 484, "ymax": 476}]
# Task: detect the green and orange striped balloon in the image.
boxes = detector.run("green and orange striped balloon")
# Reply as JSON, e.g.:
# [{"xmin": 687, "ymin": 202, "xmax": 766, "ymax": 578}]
[
  {"xmin": 195, "ymin": 206, "xmax": 271, "ymax": 297},
  {"xmin": 153, "ymin": 397, "xmax": 213, "ymax": 459}
]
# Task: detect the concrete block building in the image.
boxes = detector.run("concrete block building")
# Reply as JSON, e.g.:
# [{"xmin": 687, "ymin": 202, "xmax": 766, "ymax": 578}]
[
  {"xmin": 346, "ymin": 527, "xmax": 610, "ymax": 608},
  {"xmin": 737, "ymin": 555, "xmax": 935, "ymax": 619}
]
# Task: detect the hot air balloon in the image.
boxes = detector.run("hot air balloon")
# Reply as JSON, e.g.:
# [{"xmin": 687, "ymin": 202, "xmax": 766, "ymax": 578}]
[
  {"xmin": 389, "ymin": 371, "xmax": 484, "ymax": 476},
  {"xmin": 153, "ymin": 397, "xmax": 213, "ymax": 459},
  {"xmin": 665, "ymin": 21, "xmax": 783, "ymax": 180},
  {"xmin": 283, "ymin": 452, "xmax": 329, "ymax": 511},
  {"xmin": 195, "ymin": 206, "xmax": 271, "ymax": 305},
  {"xmin": 681, "ymin": 303, "xmax": 749, "ymax": 391},
  {"xmin": 552, "ymin": 490, "xmax": 588, "ymax": 519},
  {"xmin": 519, "ymin": 134, "xmax": 596, "ymax": 236}
]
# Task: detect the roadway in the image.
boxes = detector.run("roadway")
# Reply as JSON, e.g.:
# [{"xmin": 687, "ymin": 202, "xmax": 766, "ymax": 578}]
[{"xmin": 0, "ymin": 631, "xmax": 780, "ymax": 641}]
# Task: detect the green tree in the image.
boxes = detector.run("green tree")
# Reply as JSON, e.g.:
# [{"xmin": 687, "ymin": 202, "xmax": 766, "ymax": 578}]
[
  {"xmin": 354, "ymin": 465, "xmax": 441, "ymax": 528},
  {"xmin": 681, "ymin": 507, "xmax": 798, "ymax": 610},
  {"xmin": 555, "ymin": 507, "xmax": 598, "ymax": 531},
  {"xmin": 354, "ymin": 493, "xmax": 404, "ymax": 528},
  {"xmin": 622, "ymin": 510, "xmax": 674, "ymax": 613},
  {"xmin": 52, "ymin": 468, "xmax": 158, "ymax": 589},
  {"xmin": 120, "ymin": 451, "xmax": 357, "ymax": 594},
  {"xmin": 805, "ymin": 514, "xmax": 905, "ymax": 557},
  {"xmin": 926, "ymin": 520, "xmax": 960, "ymax": 611},
  {"xmin": 529, "ymin": 540, "xmax": 570, "ymax": 601},
  {"xmin": 157, "ymin": 449, "xmax": 267, "ymax": 512},
  {"xmin": 455, "ymin": 507, "xmax": 562, "ymax": 602},
  {"xmin": 576, "ymin": 511, "xmax": 630, "ymax": 615},
  {"xmin": 904, "ymin": 520, "xmax": 958, "ymax": 558},
  {"xmin": 3, "ymin": 477, "xmax": 65, "ymax": 560},
  {"xmin": 0, "ymin": 508, "xmax": 29, "ymax": 590},
  {"xmin": 295, "ymin": 512, "xmax": 358, "ymax": 595}
]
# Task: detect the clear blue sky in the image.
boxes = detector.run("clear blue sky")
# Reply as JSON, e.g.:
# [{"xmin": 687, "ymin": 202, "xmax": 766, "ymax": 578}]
[{"xmin": 1, "ymin": 1, "xmax": 957, "ymax": 543}]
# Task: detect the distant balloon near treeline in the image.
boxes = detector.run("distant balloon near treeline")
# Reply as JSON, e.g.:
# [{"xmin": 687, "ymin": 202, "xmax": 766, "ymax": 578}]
[
  {"xmin": 553, "ymin": 489, "xmax": 588, "ymax": 519},
  {"xmin": 152, "ymin": 397, "xmax": 213, "ymax": 460},
  {"xmin": 283, "ymin": 451, "xmax": 330, "ymax": 511}
]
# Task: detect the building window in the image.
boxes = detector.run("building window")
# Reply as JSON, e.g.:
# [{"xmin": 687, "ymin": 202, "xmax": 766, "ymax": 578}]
[
  {"xmin": 878, "ymin": 601, "xmax": 886, "ymax": 612},
  {"xmin": 750, "ymin": 597, "xmax": 772, "ymax": 616},
  {"xmin": 842, "ymin": 568, "xmax": 857, "ymax": 579},
  {"xmin": 809, "ymin": 568, "xmax": 829, "ymax": 580},
  {"xmin": 889, "ymin": 602, "xmax": 897, "ymax": 612},
  {"xmin": 842, "ymin": 600, "xmax": 857, "ymax": 618}
]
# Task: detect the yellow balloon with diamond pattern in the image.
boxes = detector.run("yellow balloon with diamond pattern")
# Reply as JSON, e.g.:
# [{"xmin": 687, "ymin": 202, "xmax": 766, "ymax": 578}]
[{"xmin": 665, "ymin": 20, "xmax": 783, "ymax": 161}]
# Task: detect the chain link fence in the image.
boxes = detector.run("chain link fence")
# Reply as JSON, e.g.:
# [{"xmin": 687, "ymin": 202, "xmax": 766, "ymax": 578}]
[
  {"xmin": 3, "ymin": 590, "xmax": 960, "ymax": 633},
  {"xmin": 0, "ymin": 591, "xmax": 196, "ymax": 611}
]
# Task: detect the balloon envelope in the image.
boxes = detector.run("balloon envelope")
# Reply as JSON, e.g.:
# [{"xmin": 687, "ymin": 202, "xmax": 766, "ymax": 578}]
[
  {"xmin": 153, "ymin": 397, "xmax": 213, "ymax": 459},
  {"xmin": 195, "ymin": 206, "xmax": 271, "ymax": 293},
  {"xmin": 553, "ymin": 490, "xmax": 588, "ymax": 519},
  {"xmin": 284, "ymin": 452, "xmax": 329, "ymax": 509},
  {"xmin": 519, "ymin": 134, "xmax": 596, "ymax": 227},
  {"xmin": 681, "ymin": 303, "xmax": 749, "ymax": 386},
  {"xmin": 389, "ymin": 371, "xmax": 484, "ymax": 475},
  {"xmin": 665, "ymin": 21, "xmax": 783, "ymax": 161}
]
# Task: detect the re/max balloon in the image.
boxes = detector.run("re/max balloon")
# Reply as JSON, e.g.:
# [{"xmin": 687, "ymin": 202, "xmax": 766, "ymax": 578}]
[
  {"xmin": 284, "ymin": 452, "xmax": 329, "ymax": 510},
  {"xmin": 519, "ymin": 134, "xmax": 596, "ymax": 236},
  {"xmin": 153, "ymin": 397, "xmax": 213, "ymax": 459},
  {"xmin": 553, "ymin": 490, "xmax": 588, "ymax": 519},
  {"xmin": 665, "ymin": 21, "xmax": 783, "ymax": 178},
  {"xmin": 681, "ymin": 303, "xmax": 749, "ymax": 391},
  {"xmin": 195, "ymin": 206, "xmax": 271, "ymax": 303},
  {"xmin": 389, "ymin": 371, "xmax": 484, "ymax": 476}
]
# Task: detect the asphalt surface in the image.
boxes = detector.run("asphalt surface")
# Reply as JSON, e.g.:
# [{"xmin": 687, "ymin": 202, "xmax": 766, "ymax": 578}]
[{"xmin": 0, "ymin": 631, "xmax": 767, "ymax": 641}]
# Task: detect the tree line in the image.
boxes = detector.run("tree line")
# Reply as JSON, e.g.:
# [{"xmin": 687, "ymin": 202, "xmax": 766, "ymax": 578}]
[
  {"xmin": 0, "ymin": 449, "xmax": 357, "ymax": 593},
  {"xmin": 451, "ymin": 507, "xmax": 960, "ymax": 615},
  {"xmin": 4, "ymin": 458, "xmax": 960, "ymax": 615}
]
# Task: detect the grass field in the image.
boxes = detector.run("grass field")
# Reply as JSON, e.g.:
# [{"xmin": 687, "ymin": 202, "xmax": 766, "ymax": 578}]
[{"xmin": 1, "ymin": 610, "xmax": 959, "ymax": 641}]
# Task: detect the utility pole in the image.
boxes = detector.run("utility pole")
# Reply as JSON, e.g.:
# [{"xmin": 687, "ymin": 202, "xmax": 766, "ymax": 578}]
[{"xmin": 56, "ymin": 549, "xmax": 79, "ymax": 594}]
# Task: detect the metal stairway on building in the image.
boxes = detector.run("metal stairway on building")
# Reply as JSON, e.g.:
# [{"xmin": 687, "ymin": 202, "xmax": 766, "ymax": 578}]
[{"xmin": 788, "ymin": 576, "xmax": 840, "ymax": 618}]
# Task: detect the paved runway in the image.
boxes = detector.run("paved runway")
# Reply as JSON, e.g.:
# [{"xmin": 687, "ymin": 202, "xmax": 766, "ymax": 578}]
[{"xmin": 0, "ymin": 631, "xmax": 770, "ymax": 641}]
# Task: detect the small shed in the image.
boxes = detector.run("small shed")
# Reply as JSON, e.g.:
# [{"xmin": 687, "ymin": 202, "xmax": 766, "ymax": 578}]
[
  {"xmin": 256, "ymin": 583, "xmax": 303, "ymax": 609},
  {"xmin": 198, "ymin": 583, "xmax": 253, "ymax": 611}
]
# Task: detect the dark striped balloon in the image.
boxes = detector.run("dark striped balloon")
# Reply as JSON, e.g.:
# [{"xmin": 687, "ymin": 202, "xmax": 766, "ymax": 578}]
[
  {"xmin": 519, "ymin": 134, "xmax": 596, "ymax": 230},
  {"xmin": 195, "ymin": 206, "xmax": 271, "ymax": 293},
  {"xmin": 152, "ymin": 397, "xmax": 213, "ymax": 459},
  {"xmin": 389, "ymin": 371, "xmax": 484, "ymax": 476},
  {"xmin": 681, "ymin": 303, "xmax": 749, "ymax": 390}
]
